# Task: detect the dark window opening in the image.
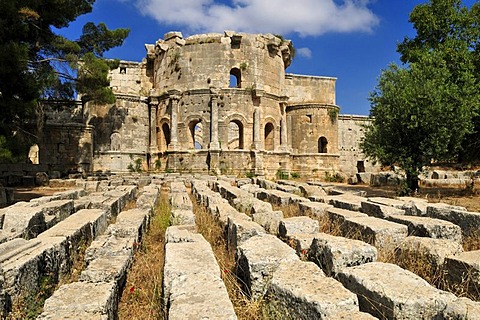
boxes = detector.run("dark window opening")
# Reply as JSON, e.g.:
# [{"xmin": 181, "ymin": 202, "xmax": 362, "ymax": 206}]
[
  {"xmin": 318, "ymin": 136, "xmax": 328, "ymax": 153},
  {"xmin": 357, "ymin": 161, "xmax": 366, "ymax": 173},
  {"xmin": 120, "ymin": 67, "xmax": 126, "ymax": 74},
  {"xmin": 231, "ymin": 35, "xmax": 242, "ymax": 49},
  {"xmin": 265, "ymin": 123, "xmax": 274, "ymax": 151}
]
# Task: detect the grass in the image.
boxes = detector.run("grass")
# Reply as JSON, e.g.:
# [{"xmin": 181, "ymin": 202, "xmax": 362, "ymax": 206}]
[{"xmin": 117, "ymin": 189, "xmax": 171, "ymax": 320}]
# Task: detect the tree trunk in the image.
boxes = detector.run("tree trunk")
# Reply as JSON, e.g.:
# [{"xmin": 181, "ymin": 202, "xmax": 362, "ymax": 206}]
[{"xmin": 405, "ymin": 170, "xmax": 420, "ymax": 195}]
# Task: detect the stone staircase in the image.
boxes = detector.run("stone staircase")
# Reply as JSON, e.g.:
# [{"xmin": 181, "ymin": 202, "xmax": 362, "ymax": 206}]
[{"xmin": 0, "ymin": 174, "xmax": 479, "ymax": 319}]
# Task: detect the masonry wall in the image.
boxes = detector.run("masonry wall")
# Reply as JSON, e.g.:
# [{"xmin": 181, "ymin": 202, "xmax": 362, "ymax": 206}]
[{"xmin": 284, "ymin": 74, "xmax": 336, "ymax": 105}]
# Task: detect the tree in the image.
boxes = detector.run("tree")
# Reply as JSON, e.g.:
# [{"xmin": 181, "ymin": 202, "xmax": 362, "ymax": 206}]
[
  {"xmin": 362, "ymin": 0, "xmax": 480, "ymax": 194},
  {"xmin": 0, "ymin": 0, "xmax": 129, "ymax": 161}
]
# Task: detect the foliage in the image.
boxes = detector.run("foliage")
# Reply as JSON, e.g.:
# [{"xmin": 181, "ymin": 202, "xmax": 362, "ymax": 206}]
[
  {"xmin": 0, "ymin": 0, "xmax": 129, "ymax": 159},
  {"xmin": 362, "ymin": 0, "xmax": 480, "ymax": 193},
  {"xmin": 327, "ymin": 108, "xmax": 338, "ymax": 123},
  {"xmin": 127, "ymin": 158, "xmax": 143, "ymax": 173},
  {"xmin": 325, "ymin": 171, "xmax": 345, "ymax": 183},
  {"xmin": 276, "ymin": 170, "xmax": 289, "ymax": 180}
]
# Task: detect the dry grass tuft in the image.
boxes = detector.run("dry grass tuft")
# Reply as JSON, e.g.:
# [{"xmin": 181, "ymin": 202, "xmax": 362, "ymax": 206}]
[
  {"xmin": 272, "ymin": 203, "xmax": 299, "ymax": 218},
  {"xmin": 117, "ymin": 191, "xmax": 171, "ymax": 320}
]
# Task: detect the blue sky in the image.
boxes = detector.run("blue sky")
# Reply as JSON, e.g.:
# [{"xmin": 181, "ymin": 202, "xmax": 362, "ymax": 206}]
[{"xmin": 58, "ymin": 0, "xmax": 475, "ymax": 115}]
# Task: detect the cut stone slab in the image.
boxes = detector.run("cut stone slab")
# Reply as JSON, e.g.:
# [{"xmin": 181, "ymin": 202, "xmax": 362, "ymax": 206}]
[
  {"xmin": 340, "ymin": 215, "xmax": 408, "ymax": 249},
  {"xmin": 106, "ymin": 208, "xmax": 149, "ymax": 241},
  {"xmin": 1, "ymin": 204, "xmax": 45, "ymax": 240},
  {"xmin": 38, "ymin": 281, "xmax": 116, "ymax": 320},
  {"xmin": 165, "ymin": 225, "xmax": 199, "ymax": 244},
  {"xmin": 278, "ymin": 216, "xmax": 319, "ymax": 238},
  {"xmin": 310, "ymin": 233, "xmax": 377, "ymax": 276},
  {"xmin": 298, "ymin": 201, "xmax": 332, "ymax": 218},
  {"xmin": 387, "ymin": 214, "xmax": 462, "ymax": 242},
  {"xmin": 39, "ymin": 200, "xmax": 75, "ymax": 228},
  {"xmin": 443, "ymin": 297, "xmax": 480, "ymax": 320},
  {"xmin": 252, "ymin": 210, "xmax": 283, "ymax": 234},
  {"xmin": 336, "ymin": 262, "xmax": 456, "ymax": 319},
  {"xmin": 444, "ymin": 250, "xmax": 480, "ymax": 298},
  {"xmin": 426, "ymin": 204, "xmax": 480, "ymax": 236},
  {"xmin": 327, "ymin": 310, "xmax": 378, "ymax": 319},
  {"xmin": 395, "ymin": 236, "xmax": 463, "ymax": 268},
  {"xmin": 169, "ymin": 192, "xmax": 193, "ymax": 211},
  {"xmin": 360, "ymin": 200, "xmax": 405, "ymax": 218},
  {"xmin": 163, "ymin": 232, "xmax": 236, "ymax": 319},
  {"xmin": 326, "ymin": 207, "xmax": 367, "ymax": 226},
  {"xmin": 236, "ymin": 234, "xmax": 299, "ymax": 299},
  {"xmin": 290, "ymin": 233, "xmax": 316, "ymax": 257},
  {"xmin": 227, "ymin": 216, "xmax": 266, "ymax": 252},
  {"xmin": 266, "ymin": 260, "xmax": 359, "ymax": 319},
  {"xmin": 367, "ymin": 197, "xmax": 406, "ymax": 209},
  {"xmin": 171, "ymin": 209, "xmax": 195, "ymax": 226},
  {"xmin": 328, "ymin": 194, "xmax": 366, "ymax": 212}
]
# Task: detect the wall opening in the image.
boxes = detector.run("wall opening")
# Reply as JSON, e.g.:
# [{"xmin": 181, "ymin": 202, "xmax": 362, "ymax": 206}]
[
  {"xmin": 228, "ymin": 120, "xmax": 244, "ymax": 150},
  {"xmin": 318, "ymin": 136, "xmax": 328, "ymax": 153},
  {"xmin": 161, "ymin": 123, "xmax": 171, "ymax": 151},
  {"xmin": 264, "ymin": 122, "xmax": 274, "ymax": 151},
  {"xmin": 357, "ymin": 161, "xmax": 366, "ymax": 173},
  {"xmin": 189, "ymin": 120, "xmax": 203, "ymax": 149},
  {"xmin": 229, "ymin": 68, "xmax": 241, "ymax": 88}
]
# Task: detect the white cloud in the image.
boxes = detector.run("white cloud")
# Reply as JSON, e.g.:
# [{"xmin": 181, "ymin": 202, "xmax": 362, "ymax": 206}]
[
  {"xmin": 133, "ymin": 0, "xmax": 379, "ymax": 36},
  {"xmin": 297, "ymin": 47, "xmax": 312, "ymax": 58}
]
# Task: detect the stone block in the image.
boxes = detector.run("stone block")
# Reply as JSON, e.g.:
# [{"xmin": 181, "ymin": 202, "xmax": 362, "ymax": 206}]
[
  {"xmin": 427, "ymin": 204, "xmax": 480, "ymax": 236},
  {"xmin": 165, "ymin": 225, "xmax": 199, "ymax": 244},
  {"xmin": 39, "ymin": 200, "xmax": 75, "ymax": 228},
  {"xmin": 298, "ymin": 201, "xmax": 332, "ymax": 218},
  {"xmin": 291, "ymin": 234, "xmax": 316, "ymax": 257},
  {"xmin": 266, "ymin": 260, "xmax": 359, "ymax": 319},
  {"xmin": 169, "ymin": 192, "xmax": 193, "ymax": 211},
  {"xmin": 328, "ymin": 194, "xmax": 366, "ymax": 212},
  {"xmin": 252, "ymin": 210, "xmax": 283, "ymax": 234},
  {"xmin": 340, "ymin": 216, "xmax": 408, "ymax": 249},
  {"xmin": 336, "ymin": 262, "xmax": 455, "ymax": 319},
  {"xmin": 309, "ymin": 233, "xmax": 377, "ymax": 276},
  {"xmin": 278, "ymin": 216, "xmax": 319, "ymax": 238},
  {"xmin": 396, "ymin": 236, "xmax": 463, "ymax": 268},
  {"xmin": 106, "ymin": 208, "xmax": 149, "ymax": 241},
  {"xmin": 326, "ymin": 207, "xmax": 367, "ymax": 225},
  {"xmin": 387, "ymin": 214, "xmax": 462, "ymax": 242},
  {"xmin": 361, "ymin": 200, "xmax": 405, "ymax": 218},
  {"xmin": 163, "ymin": 233, "xmax": 236, "ymax": 319},
  {"xmin": 171, "ymin": 209, "xmax": 195, "ymax": 226},
  {"xmin": 38, "ymin": 281, "xmax": 117, "ymax": 319},
  {"xmin": 443, "ymin": 297, "xmax": 480, "ymax": 320},
  {"xmin": 235, "ymin": 234, "xmax": 298, "ymax": 299},
  {"xmin": 227, "ymin": 215, "xmax": 265, "ymax": 252},
  {"xmin": 444, "ymin": 250, "xmax": 480, "ymax": 298},
  {"xmin": 1, "ymin": 204, "xmax": 46, "ymax": 240}
]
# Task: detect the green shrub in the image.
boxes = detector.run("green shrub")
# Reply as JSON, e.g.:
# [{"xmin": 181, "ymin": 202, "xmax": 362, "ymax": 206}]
[{"xmin": 325, "ymin": 171, "xmax": 344, "ymax": 183}]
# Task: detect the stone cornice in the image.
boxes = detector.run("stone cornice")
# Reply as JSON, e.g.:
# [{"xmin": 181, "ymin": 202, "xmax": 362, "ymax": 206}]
[{"xmin": 286, "ymin": 104, "xmax": 339, "ymax": 112}]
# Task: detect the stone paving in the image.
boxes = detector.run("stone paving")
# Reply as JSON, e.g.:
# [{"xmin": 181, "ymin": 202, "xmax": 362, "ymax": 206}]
[{"xmin": 0, "ymin": 174, "xmax": 479, "ymax": 319}]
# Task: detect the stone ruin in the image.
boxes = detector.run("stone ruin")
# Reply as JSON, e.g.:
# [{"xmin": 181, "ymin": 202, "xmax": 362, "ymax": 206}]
[
  {"xmin": 0, "ymin": 173, "xmax": 478, "ymax": 318},
  {"xmin": 27, "ymin": 31, "xmax": 377, "ymax": 179}
]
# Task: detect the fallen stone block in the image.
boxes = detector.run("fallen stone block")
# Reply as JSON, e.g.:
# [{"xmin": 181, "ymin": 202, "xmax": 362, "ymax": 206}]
[
  {"xmin": 266, "ymin": 260, "xmax": 359, "ymax": 319},
  {"xmin": 340, "ymin": 216, "xmax": 408, "ymax": 249},
  {"xmin": 227, "ymin": 215, "xmax": 265, "ymax": 252},
  {"xmin": 309, "ymin": 233, "xmax": 377, "ymax": 276},
  {"xmin": 360, "ymin": 200, "xmax": 405, "ymax": 218},
  {"xmin": 252, "ymin": 210, "xmax": 283, "ymax": 234},
  {"xmin": 39, "ymin": 200, "xmax": 75, "ymax": 228},
  {"xmin": 326, "ymin": 207, "xmax": 368, "ymax": 226},
  {"xmin": 38, "ymin": 281, "xmax": 117, "ymax": 319},
  {"xmin": 276, "ymin": 184, "xmax": 301, "ymax": 195},
  {"xmin": 106, "ymin": 208, "xmax": 149, "ymax": 242},
  {"xmin": 235, "ymin": 234, "xmax": 298, "ymax": 299},
  {"xmin": 1, "ymin": 204, "xmax": 45, "ymax": 240},
  {"xmin": 163, "ymin": 231, "xmax": 236, "ymax": 319},
  {"xmin": 298, "ymin": 201, "xmax": 332, "ymax": 218},
  {"xmin": 443, "ymin": 297, "xmax": 480, "ymax": 320},
  {"xmin": 336, "ymin": 262, "xmax": 455, "ymax": 319},
  {"xmin": 395, "ymin": 236, "xmax": 463, "ymax": 269},
  {"xmin": 327, "ymin": 310, "xmax": 378, "ymax": 319},
  {"xmin": 427, "ymin": 204, "xmax": 480, "ymax": 236},
  {"xmin": 387, "ymin": 214, "xmax": 462, "ymax": 242},
  {"xmin": 170, "ymin": 181, "xmax": 187, "ymax": 194},
  {"xmin": 290, "ymin": 234, "xmax": 315, "ymax": 257},
  {"xmin": 53, "ymin": 188, "xmax": 87, "ymax": 200},
  {"xmin": 328, "ymin": 194, "xmax": 366, "ymax": 212},
  {"xmin": 278, "ymin": 216, "xmax": 319, "ymax": 238},
  {"xmin": 444, "ymin": 250, "xmax": 480, "ymax": 298},
  {"xmin": 367, "ymin": 197, "xmax": 406, "ymax": 209},
  {"xmin": 169, "ymin": 192, "xmax": 193, "ymax": 211},
  {"xmin": 171, "ymin": 209, "xmax": 195, "ymax": 226},
  {"xmin": 165, "ymin": 225, "xmax": 199, "ymax": 244}
]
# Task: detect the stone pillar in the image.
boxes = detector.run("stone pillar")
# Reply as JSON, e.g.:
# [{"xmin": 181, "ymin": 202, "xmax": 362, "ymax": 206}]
[
  {"xmin": 252, "ymin": 107, "xmax": 261, "ymax": 150},
  {"xmin": 148, "ymin": 101, "xmax": 158, "ymax": 154},
  {"xmin": 279, "ymin": 102, "xmax": 291, "ymax": 152},
  {"xmin": 168, "ymin": 95, "xmax": 180, "ymax": 150},
  {"xmin": 209, "ymin": 91, "xmax": 220, "ymax": 150}
]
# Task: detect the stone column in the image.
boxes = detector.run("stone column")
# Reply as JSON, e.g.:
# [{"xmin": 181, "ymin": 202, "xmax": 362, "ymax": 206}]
[
  {"xmin": 168, "ymin": 95, "xmax": 180, "ymax": 150},
  {"xmin": 209, "ymin": 91, "xmax": 220, "ymax": 150},
  {"xmin": 279, "ymin": 102, "xmax": 290, "ymax": 152},
  {"xmin": 148, "ymin": 100, "xmax": 158, "ymax": 153},
  {"xmin": 252, "ymin": 107, "xmax": 261, "ymax": 150}
]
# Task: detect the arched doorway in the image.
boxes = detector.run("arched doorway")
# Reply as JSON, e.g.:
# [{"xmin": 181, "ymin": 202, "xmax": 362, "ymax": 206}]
[
  {"xmin": 318, "ymin": 136, "xmax": 328, "ymax": 153},
  {"xmin": 228, "ymin": 120, "xmax": 244, "ymax": 150},
  {"xmin": 264, "ymin": 122, "xmax": 274, "ymax": 151}
]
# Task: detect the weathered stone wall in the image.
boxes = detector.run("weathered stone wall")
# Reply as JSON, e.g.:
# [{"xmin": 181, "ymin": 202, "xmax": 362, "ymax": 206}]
[
  {"xmin": 109, "ymin": 60, "xmax": 152, "ymax": 96},
  {"xmin": 284, "ymin": 74, "xmax": 336, "ymax": 104},
  {"xmin": 338, "ymin": 115, "xmax": 379, "ymax": 175}
]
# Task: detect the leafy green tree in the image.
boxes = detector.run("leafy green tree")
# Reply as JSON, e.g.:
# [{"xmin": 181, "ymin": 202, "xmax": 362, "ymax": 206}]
[
  {"xmin": 362, "ymin": 0, "xmax": 480, "ymax": 193},
  {"xmin": 0, "ymin": 0, "xmax": 129, "ymax": 161}
]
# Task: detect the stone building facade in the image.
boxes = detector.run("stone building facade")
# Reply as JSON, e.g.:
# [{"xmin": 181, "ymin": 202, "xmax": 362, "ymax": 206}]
[{"xmin": 39, "ymin": 31, "xmax": 374, "ymax": 178}]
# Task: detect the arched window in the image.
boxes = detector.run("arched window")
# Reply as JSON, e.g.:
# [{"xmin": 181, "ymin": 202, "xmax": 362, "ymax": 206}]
[
  {"xmin": 264, "ymin": 122, "xmax": 274, "ymax": 151},
  {"xmin": 229, "ymin": 68, "xmax": 241, "ymax": 88},
  {"xmin": 162, "ymin": 123, "xmax": 171, "ymax": 150},
  {"xmin": 189, "ymin": 120, "xmax": 203, "ymax": 149},
  {"xmin": 318, "ymin": 136, "xmax": 328, "ymax": 153},
  {"xmin": 228, "ymin": 120, "xmax": 244, "ymax": 150}
]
